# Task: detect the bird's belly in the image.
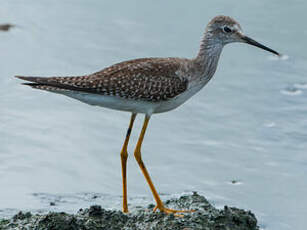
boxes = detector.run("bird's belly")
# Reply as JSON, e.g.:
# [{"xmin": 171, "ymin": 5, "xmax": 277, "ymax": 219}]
[
  {"xmin": 62, "ymin": 91, "xmax": 160, "ymax": 114},
  {"xmin": 58, "ymin": 82, "xmax": 204, "ymax": 115}
]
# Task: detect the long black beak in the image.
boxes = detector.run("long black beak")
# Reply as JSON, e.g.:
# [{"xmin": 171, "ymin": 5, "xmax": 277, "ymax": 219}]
[{"xmin": 241, "ymin": 35, "xmax": 280, "ymax": 56}]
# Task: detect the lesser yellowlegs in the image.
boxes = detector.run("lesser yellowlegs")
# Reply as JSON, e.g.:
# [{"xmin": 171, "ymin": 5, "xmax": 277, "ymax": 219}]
[{"xmin": 16, "ymin": 16, "xmax": 279, "ymax": 215}]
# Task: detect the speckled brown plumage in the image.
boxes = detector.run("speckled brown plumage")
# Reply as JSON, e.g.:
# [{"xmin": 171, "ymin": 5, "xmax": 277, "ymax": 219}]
[
  {"xmin": 17, "ymin": 58, "xmax": 189, "ymax": 102},
  {"xmin": 16, "ymin": 15, "xmax": 279, "ymax": 108}
]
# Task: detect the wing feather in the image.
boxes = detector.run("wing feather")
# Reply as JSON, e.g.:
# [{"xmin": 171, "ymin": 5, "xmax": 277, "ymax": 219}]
[{"xmin": 16, "ymin": 58, "xmax": 188, "ymax": 102}]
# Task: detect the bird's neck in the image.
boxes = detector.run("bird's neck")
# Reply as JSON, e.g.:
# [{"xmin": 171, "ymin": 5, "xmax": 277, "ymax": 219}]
[{"xmin": 193, "ymin": 33, "xmax": 224, "ymax": 82}]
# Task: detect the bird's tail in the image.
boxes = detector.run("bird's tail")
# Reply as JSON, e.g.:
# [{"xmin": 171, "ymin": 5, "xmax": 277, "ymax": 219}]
[
  {"xmin": 15, "ymin": 75, "xmax": 46, "ymax": 84},
  {"xmin": 15, "ymin": 75, "xmax": 69, "ymax": 92}
]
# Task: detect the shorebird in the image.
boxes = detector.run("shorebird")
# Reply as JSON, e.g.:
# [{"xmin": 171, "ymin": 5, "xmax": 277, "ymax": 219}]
[{"xmin": 16, "ymin": 16, "xmax": 279, "ymax": 215}]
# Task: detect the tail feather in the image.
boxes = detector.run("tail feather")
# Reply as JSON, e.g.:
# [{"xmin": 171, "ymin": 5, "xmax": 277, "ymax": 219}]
[
  {"xmin": 21, "ymin": 82, "xmax": 43, "ymax": 87},
  {"xmin": 15, "ymin": 75, "xmax": 47, "ymax": 84},
  {"xmin": 19, "ymin": 82, "xmax": 70, "ymax": 93},
  {"xmin": 16, "ymin": 75, "xmax": 95, "ymax": 94},
  {"xmin": 16, "ymin": 75, "xmax": 77, "ymax": 92}
]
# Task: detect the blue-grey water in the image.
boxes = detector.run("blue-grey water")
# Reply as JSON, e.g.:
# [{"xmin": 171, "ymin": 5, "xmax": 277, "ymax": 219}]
[{"xmin": 0, "ymin": 1, "xmax": 306, "ymax": 229}]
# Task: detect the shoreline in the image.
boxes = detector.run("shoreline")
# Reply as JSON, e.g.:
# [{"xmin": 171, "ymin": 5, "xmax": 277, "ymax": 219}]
[{"xmin": 0, "ymin": 192, "xmax": 259, "ymax": 230}]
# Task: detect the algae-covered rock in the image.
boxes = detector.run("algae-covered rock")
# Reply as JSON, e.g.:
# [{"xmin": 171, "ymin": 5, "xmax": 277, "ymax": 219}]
[{"xmin": 0, "ymin": 192, "xmax": 259, "ymax": 230}]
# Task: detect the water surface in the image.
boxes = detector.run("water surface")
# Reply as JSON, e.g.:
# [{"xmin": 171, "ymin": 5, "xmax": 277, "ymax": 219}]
[{"xmin": 1, "ymin": 1, "xmax": 306, "ymax": 230}]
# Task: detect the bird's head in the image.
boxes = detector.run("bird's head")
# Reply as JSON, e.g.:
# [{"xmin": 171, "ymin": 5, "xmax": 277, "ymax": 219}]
[{"xmin": 205, "ymin": 15, "xmax": 279, "ymax": 56}]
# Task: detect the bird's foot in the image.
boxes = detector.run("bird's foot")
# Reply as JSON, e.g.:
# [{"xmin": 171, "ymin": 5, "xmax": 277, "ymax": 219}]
[
  {"xmin": 122, "ymin": 207, "xmax": 129, "ymax": 214},
  {"xmin": 153, "ymin": 205, "xmax": 195, "ymax": 217}
]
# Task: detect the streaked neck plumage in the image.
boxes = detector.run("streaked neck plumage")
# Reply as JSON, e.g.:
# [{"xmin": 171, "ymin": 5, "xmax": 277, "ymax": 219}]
[{"xmin": 193, "ymin": 31, "xmax": 224, "ymax": 84}]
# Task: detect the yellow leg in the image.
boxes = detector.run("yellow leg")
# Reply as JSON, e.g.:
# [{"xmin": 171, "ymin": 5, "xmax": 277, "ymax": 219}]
[
  {"xmin": 120, "ymin": 113, "xmax": 136, "ymax": 213},
  {"xmin": 134, "ymin": 115, "xmax": 194, "ymax": 215}
]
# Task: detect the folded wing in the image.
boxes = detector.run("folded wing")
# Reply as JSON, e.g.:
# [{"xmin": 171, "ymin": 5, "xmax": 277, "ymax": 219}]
[{"xmin": 16, "ymin": 58, "xmax": 188, "ymax": 102}]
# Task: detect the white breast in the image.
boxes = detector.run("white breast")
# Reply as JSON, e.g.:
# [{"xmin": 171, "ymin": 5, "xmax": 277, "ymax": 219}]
[{"xmin": 154, "ymin": 80, "xmax": 206, "ymax": 113}]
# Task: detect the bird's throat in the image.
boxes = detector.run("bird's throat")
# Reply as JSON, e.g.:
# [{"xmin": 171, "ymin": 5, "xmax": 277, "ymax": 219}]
[{"xmin": 194, "ymin": 36, "xmax": 224, "ymax": 82}]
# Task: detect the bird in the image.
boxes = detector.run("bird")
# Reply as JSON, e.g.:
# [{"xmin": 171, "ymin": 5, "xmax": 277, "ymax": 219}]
[{"xmin": 16, "ymin": 15, "xmax": 279, "ymax": 215}]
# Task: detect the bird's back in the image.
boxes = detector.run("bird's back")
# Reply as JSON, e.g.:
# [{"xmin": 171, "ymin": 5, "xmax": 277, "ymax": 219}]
[{"xmin": 17, "ymin": 57, "xmax": 190, "ymax": 103}]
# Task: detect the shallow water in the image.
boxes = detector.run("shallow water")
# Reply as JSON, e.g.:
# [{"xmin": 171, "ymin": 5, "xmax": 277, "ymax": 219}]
[{"xmin": 1, "ymin": 1, "xmax": 306, "ymax": 229}]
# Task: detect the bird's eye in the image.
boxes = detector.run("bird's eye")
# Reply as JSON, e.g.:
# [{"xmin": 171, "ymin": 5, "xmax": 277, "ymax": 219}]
[{"xmin": 223, "ymin": 26, "xmax": 232, "ymax": 33}]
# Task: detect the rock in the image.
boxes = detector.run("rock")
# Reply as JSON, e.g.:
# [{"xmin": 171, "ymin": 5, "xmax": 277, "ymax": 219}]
[
  {"xmin": 12, "ymin": 211, "xmax": 32, "ymax": 221},
  {"xmin": 50, "ymin": 202, "xmax": 56, "ymax": 206},
  {"xmin": 0, "ymin": 24, "xmax": 14, "ymax": 31},
  {"xmin": 0, "ymin": 192, "xmax": 259, "ymax": 230}
]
